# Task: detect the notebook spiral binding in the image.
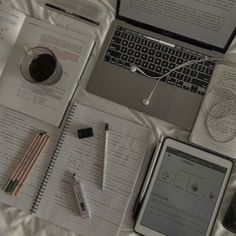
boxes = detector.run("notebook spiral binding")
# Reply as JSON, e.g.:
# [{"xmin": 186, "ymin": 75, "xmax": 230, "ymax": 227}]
[{"xmin": 31, "ymin": 103, "xmax": 77, "ymax": 213}]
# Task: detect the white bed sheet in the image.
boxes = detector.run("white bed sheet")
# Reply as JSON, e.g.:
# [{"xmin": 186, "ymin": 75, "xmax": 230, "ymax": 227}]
[{"xmin": 0, "ymin": 0, "xmax": 236, "ymax": 236}]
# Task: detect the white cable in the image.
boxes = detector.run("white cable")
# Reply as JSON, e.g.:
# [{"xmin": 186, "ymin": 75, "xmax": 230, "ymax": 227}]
[{"xmin": 130, "ymin": 57, "xmax": 225, "ymax": 106}]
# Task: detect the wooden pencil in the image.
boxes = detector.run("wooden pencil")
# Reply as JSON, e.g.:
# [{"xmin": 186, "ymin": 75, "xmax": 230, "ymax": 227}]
[
  {"xmin": 13, "ymin": 134, "xmax": 50, "ymax": 196},
  {"xmin": 3, "ymin": 131, "xmax": 44, "ymax": 192},
  {"xmin": 9, "ymin": 132, "xmax": 48, "ymax": 194}
]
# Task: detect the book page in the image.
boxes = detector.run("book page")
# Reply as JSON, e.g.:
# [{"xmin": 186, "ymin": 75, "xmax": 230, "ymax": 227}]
[
  {"xmin": 0, "ymin": 17, "xmax": 94, "ymax": 127},
  {"xmin": 0, "ymin": 105, "xmax": 60, "ymax": 212},
  {"xmin": 0, "ymin": 6, "xmax": 25, "ymax": 76},
  {"xmin": 190, "ymin": 65, "xmax": 236, "ymax": 159},
  {"xmin": 36, "ymin": 103, "xmax": 152, "ymax": 236}
]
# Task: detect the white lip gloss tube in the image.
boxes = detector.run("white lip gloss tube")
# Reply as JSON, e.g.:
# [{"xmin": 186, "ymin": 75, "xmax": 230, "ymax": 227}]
[{"xmin": 72, "ymin": 174, "xmax": 91, "ymax": 218}]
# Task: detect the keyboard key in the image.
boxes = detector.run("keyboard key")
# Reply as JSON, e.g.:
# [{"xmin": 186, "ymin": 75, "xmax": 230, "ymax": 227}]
[
  {"xmin": 177, "ymin": 58, "xmax": 184, "ymax": 64},
  {"xmin": 162, "ymin": 54, "xmax": 170, "ymax": 60},
  {"xmin": 121, "ymin": 47, "xmax": 127, "ymax": 53},
  {"xmin": 110, "ymin": 57, "xmax": 117, "ymax": 64},
  {"xmin": 121, "ymin": 54, "xmax": 128, "ymax": 61},
  {"xmin": 167, "ymin": 77, "xmax": 176, "ymax": 85},
  {"xmin": 148, "ymin": 41, "xmax": 155, "ymax": 47},
  {"xmin": 155, "ymin": 65, "xmax": 162, "ymax": 73},
  {"xmin": 183, "ymin": 53, "xmax": 190, "ymax": 60},
  {"xmin": 124, "ymin": 62, "xmax": 131, "ymax": 69},
  {"xmin": 134, "ymin": 51, "xmax": 141, "ymax": 58},
  {"xmin": 198, "ymin": 91, "xmax": 205, "ymax": 95},
  {"xmin": 141, "ymin": 47, "xmax": 148, "ymax": 53},
  {"xmin": 177, "ymin": 73, "xmax": 184, "ymax": 80},
  {"xmin": 161, "ymin": 46, "xmax": 169, "ymax": 52},
  {"xmin": 116, "ymin": 26, "xmax": 123, "ymax": 31},
  {"xmin": 141, "ymin": 54, "xmax": 148, "ymax": 60},
  {"xmin": 175, "ymin": 51, "xmax": 183, "ymax": 57},
  {"xmin": 198, "ymin": 65, "xmax": 205, "ymax": 72},
  {"xmin": 107, "ymin": 49, "xmax": 121, "ymax": 58},
  {"xmin": 170, "ymin": 71, "xmax": 177, "ymax": 77},
  {"xmin": 127, "ymin": 49, "xmax": 134, "ymax": 55},
  {"xmin": 204, "ymin": 60, "xmax": 215, "ymax": 68},
  {"xmin": 205, "ymin": 67, "xmax": 213, "ymax": 75},
  {"xmin": 155, "ymin": 51, "xmax": 162, "ymax": 58},
  {"xmin": 128, "ymin": 42, "xmax": 135, "ymax": 48},
  {"xmin": 127, "ymin": 35, "xmax": 134, "ymax": 41},
  {"xmin": 148, "ymin": 63, "xmax": 155, "ymax": 70},
  {"xmin": 122, "ymin": 40, "xmax": 128, "ymax": 46},
  {"xmin": 148, "ymin": 56, "xmax": 154, "ymax": 63},
  {"xmin": 140, "ymin": 39, "xmax": 147, "ymax": 45},
  {"xmin": 104, "ymin": 55, "xmax": 111, "ymax": 62},
  {"xmin": 198, "ymin": 73, "xmax": 211, "ymax": 82},
  {"xmin": 161, "ymin": 60, "xmax": 168, "ymax": 67},
  {"xmin": 111, "ymin": 37, "xmax": 121, "ymax": 44},
  {"xmin": 191, "ymin": 85, "xmax": 198, "ymax": 93},
  {"xmin": 191, "ymin": 78, "xmax": 208, "ymax": 88},
  {"xmin": 114, "ymin": 30, "xmax": 121, "ymax": 37},
  {"xmin": 176, "ymin": 80, "xmax": 183, "ymax": 87},
  {"xmin": 154, "ymin": 58, "xmax": 161, "ymax": 65},
  {"xmin": 135, "ymin": 44, "xmax": 142, "ymax": 50},
  {"xmin": 141, "ymin": 61, "xmax": 148, "ymax": 68},
  {"xmin": 135, "ymin": 59, "xmax": 141, "ymax": 66},
  {"xmin": 134, "ymin": 37, "xmax": 141, "ymax": 43},
  {"xmin": 182, "ymin": 67, "xmax": 190, "ymax": 75},
  {"xmin": 183, "ymin": 85, "xmax": 190, "ymax": 90},
  {"xmin": 169, "ymin": 56, "xmax": 176, "ymax": 63},
  {"xmin": 183, "ymin": 76, "xmax": 191, "ymax": 83},
  {"xmin": 117, "ymin": 60, "xmax": 123, "ymax": 66},
  {"xmin": 190, "ymin": 70, "xmax": 198, "ymax": 77},
  {"xmin": 168, "ymin": 48, "xmax": 176, "ymax": 55},
  {"xmin": 121, "ymin": 32, "xmax": 127, "ymax": 38},
  {"xmin": 109, "ymin": 43, "xmax": 121, "ymax": 51},
  {"xmin": 128, "ymin": 56, "xmax": 135, "ymax": 63},
  {"xmin": 148, "ymin": 49, "xmax": 155, "ymax": 55},
  {"xmin": 168, "ymin": 63, "xmax": 175, "ymax": 69}
]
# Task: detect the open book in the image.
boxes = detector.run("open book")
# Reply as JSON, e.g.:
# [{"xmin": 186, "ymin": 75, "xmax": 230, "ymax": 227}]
[
  {"xmin": 0, "ymin": 103, "xmax": 152, "ymax": 236},
  {"xmin": 0, "ymin": 6, "xmax": 94, "ymax": 127},
  {"xmin": 189, "ymin": 64, "xmax": 236, "ymax": 159}
]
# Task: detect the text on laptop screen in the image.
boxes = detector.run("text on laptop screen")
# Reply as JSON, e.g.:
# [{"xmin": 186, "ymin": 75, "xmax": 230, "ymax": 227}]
[{"xmin": 118, "ymin": 0, "xmax": 236, "ymax": 50}]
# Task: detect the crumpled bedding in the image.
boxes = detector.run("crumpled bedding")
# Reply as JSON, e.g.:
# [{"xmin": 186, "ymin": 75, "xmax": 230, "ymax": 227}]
[{"xmin": 0, "ymin": 0, "xmax": 236, "ymax": 236}]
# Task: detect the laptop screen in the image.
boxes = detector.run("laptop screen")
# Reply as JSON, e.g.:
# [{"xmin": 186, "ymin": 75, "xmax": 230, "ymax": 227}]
[{"xmin": 117, "ymin": 0, "xmax": 236, "ymax": 52}]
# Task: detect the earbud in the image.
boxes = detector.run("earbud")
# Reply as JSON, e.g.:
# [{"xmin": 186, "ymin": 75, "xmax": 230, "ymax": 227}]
[
  {"xmin": 131, "ymin": 65, "xmax": 137, "ymax": 73},
  {"xmin": 142, "ymin": 98, "xmax": 150, "ymax": 106}
]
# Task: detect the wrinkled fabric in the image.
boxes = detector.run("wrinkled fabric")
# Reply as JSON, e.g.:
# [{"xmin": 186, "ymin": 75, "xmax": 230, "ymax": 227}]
[{"xmin": 0, "ymin": 0, "xmax": 236, "ymax": 236}]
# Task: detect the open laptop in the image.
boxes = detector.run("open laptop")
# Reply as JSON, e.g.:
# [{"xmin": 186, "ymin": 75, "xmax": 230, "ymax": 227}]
[{"xmin": 86, "ymin": 0, "xmax": 236, "ymax": 130}]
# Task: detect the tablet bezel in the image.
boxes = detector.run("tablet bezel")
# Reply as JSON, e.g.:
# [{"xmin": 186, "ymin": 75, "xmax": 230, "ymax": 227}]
[{"xmin": 134, "ymin": 138, "xmax": 233, "ymax": 236}]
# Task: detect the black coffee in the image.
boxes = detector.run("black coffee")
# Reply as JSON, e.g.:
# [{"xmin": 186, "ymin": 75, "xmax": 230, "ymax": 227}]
[{"xmin": 29, "ymin": 53, "xmax": 56, "ymax": 82}]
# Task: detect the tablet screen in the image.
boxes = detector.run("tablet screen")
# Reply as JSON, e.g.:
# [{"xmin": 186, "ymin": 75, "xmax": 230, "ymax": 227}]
[{"xmin": 140, "ymin": 146, "xmax": 227, "ymax": 236}]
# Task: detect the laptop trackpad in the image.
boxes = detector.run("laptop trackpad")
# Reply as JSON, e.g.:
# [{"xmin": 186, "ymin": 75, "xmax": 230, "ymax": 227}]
[{"xmin": 165, "ymin": 89, "xmax": 202, "ymax": 130}]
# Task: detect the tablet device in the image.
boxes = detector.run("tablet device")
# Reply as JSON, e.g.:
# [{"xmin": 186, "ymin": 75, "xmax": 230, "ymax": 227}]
[{"xmin": 134, "ymin": 138, "xmax": 233, "ymax": 236}]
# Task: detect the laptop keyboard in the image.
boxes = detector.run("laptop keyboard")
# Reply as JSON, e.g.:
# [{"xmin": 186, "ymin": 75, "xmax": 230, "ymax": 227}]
[{"xmin": 103, "ymin": 25, "xmax": 215, "ymax": 96}]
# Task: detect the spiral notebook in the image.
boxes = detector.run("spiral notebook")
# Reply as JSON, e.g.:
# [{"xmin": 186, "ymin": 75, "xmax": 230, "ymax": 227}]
[{"xmin": 0, "ymin": 103, "xmax": 152, "ymax": 236}]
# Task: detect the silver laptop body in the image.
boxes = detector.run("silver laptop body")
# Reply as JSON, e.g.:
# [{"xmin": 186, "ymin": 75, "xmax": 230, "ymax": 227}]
[{"xmin": 87, "ymin": 0, "xmax": 236, "ymax": 130}]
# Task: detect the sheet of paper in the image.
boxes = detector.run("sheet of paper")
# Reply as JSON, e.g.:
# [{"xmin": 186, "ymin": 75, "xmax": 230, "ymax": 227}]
[
  {"xmin": 0, "ymin": 16, "xmax": 94, "ymax": 126},
  {"xmin": 35, "ymin": 103, "xmax": 152, "ymax": 236},
  {"xmin": 0, "ymin": 6, "xmax": 25, "ymax": 76},
  {"xmin": 190, "ymin": 65, "xmax": 236, "ymax": 159},
  {"xmin": 0, "ymin": 105, "xmax": 60, "ymax": 212}
]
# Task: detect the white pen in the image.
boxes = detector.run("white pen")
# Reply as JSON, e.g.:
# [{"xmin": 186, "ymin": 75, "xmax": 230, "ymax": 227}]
[
  {"xmin": 102, "ymin": 123, "xmax": 109, "ymax": 190},
  {"xmin": 138, "ymin": 134, "xmax": 164, "ymax": 203},
  {"xmin": 72, "ymin": 174, "xmax": 91, "ymax": 218}
]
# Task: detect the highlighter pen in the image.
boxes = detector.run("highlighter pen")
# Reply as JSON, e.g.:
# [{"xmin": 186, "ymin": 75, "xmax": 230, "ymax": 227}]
[{"xmin": 72, "ymin": 174, "xmax": 91, "ymax": 218}]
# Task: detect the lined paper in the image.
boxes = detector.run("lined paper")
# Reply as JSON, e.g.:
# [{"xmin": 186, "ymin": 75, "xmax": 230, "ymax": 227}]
[
  {"xmin": 36, "ymin": 103, "xmax": 152, "ymax": 236},
  {"xmin": 0, "ymin": 105, "xmax": 60, "ymax": 211}
]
